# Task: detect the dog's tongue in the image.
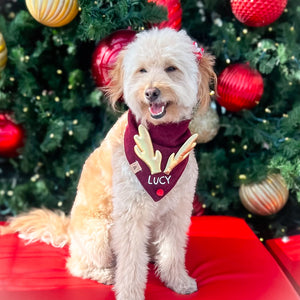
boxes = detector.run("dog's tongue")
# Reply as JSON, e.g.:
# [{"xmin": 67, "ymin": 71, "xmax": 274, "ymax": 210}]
[{"xmin": 149, "ymin": 103, "xmax": 165, "ymax": 116}]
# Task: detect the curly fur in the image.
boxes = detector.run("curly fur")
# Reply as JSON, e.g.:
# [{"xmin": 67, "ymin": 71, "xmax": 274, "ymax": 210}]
[{"xmin": 1, "ymin": 28, "xmax": 216, "ymax": 300}]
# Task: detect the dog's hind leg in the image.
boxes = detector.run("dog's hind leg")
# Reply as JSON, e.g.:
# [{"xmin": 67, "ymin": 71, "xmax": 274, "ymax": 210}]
[{"xmin": 66, "ymin": 215, "xmax": 115, "ymax": 285}]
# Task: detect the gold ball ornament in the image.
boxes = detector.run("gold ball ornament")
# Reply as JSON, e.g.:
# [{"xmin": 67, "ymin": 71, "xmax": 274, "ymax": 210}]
[
  {"xmin": 189, "ymin": 106, "xmax": 220, "ymax": 143},
  {"xmin": 25, "ymin": 0, "xmax": 79, "ymax": 27},
  {"xmin": 239, "ymin": 174, "xmax": 289, "ymax": 216},
  {"xmin": 0, "ymin": 33, "xmax": 8, "ymax": 71}
]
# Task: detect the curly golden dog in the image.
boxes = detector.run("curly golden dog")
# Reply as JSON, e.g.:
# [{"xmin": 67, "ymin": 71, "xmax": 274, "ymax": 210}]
[{"xmin": 1, "ymin": 28, "xmax": 215, "ymax": 300}]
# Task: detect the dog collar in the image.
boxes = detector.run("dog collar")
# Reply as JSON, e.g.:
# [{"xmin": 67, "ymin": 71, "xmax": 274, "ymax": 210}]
[{"xmin": 124, "ymin": 110, "xmax": 198, "ymax": 202}]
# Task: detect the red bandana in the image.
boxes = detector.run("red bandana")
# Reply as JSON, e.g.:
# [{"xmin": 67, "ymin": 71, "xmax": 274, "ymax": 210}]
[{"xmin": 124, "ymin": 110, "xmax": 197, "ymax": 202}]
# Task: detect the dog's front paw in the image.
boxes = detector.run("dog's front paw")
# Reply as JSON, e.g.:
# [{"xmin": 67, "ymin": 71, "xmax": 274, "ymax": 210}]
[
  {"xmin": 115, "ymin": 289, "xmax": 145, "ymax": 300},
  {"xmin": 168, "ymin": 275, "xmax": 198, "ymax": 295}
]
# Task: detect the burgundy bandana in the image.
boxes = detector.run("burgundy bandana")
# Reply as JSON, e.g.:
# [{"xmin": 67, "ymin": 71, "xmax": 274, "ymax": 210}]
[{"xmin": 124, "ymin": 110, "xmax": 197, "ymax": 202}]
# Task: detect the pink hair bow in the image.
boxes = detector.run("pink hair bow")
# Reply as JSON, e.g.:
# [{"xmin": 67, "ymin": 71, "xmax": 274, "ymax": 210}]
[{"xmin": 193, "ymin": 41, "xmax": 204, "ymax": 60}]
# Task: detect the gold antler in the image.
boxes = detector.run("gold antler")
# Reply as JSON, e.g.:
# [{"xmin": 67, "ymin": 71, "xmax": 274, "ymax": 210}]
[
  {"xmin": 164, "ymin": 134, "xmax": 198, "ymax": 175},
  {"xmin": 134, "ymin": 125, "xmax": 162, "ymax": 175}
]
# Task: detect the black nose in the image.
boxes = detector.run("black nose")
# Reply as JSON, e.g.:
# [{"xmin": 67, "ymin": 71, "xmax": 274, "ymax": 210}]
[{"xmin": 145, "ymin": 87, "xmax": 160, "ymax": 102}]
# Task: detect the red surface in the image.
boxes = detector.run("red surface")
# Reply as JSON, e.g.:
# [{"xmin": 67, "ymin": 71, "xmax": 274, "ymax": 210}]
[
  {"xmin": 267, "ymin": 235, "xmax": 300, "ymax": 294},
  {"xmin": 1, "ymin": 216, "xmax": 299, "ymax": 300}
]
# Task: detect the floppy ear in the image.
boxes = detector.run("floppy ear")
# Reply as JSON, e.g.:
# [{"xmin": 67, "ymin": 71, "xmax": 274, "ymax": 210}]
[
  {"xmin": 105, "ymin": 51, "xmax": 125, "ymax": 109},
  {"xmin": 197, "ymin": 51, "xmax": 217, "ymax": 113}
]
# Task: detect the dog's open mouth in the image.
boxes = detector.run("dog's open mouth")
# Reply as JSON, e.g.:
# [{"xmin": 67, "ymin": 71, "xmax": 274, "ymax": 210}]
[{"xmin": 148, "ymin": 102, "xmax": 166, "ymax": 119}]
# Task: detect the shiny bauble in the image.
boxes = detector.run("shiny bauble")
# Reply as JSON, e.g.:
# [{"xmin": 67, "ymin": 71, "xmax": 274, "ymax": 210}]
[
  {"xmin": 216, "ymin": 63, "xmax": 264, "ymax": 112},
  {"xmin": 230, "ymin": 0, "xmax": 288, "ymax": 27},
  {"xmin": 239, "ymin": 174, "xmax": 289, "ymax": 216},
  {"xmin": 0, "ymin": 113, "xmax": 25, "ymax": 157},
  {"xmin": 25, "ymin": 0, "xmax": 79, "ymax": 27},
  {"xmin": 91, "ymin": 30, "xmax": 136, "ymax": 91}
]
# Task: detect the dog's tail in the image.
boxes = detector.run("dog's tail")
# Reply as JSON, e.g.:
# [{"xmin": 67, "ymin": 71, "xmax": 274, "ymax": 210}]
[{"xmin": 0, "ymin": 208, "xmax": 70, "ymax": 248}]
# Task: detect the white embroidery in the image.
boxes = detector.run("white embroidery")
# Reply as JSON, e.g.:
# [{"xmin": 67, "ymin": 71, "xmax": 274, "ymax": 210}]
[{"xmin": 147, "ymin": 175, "xmax": 171, "ymax": 185}]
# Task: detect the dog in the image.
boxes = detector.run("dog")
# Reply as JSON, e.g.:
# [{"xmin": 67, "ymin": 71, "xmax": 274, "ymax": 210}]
[{"xmin": 1, "ymin": 28, "xmax": 216, "ymax": 300}]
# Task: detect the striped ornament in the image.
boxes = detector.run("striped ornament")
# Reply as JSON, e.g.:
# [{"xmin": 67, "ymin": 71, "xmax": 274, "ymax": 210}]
[
  {"xmin": 239, "ymin": 174, "xmax": 289, "ymax": 216},
  {"xmin": 0, "ymin": 33, "xmax": 7, "ymax": 72},
  {"xmin": 25, "ymin": 0, "xmax": 79, "ymax": 27},
  {"xmin": 216, "ymin": 63, "xmax": 264, "ymax": 112}
]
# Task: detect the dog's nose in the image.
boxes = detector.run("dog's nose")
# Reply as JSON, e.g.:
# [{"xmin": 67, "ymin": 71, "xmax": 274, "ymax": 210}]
[{"xmin": 145, "ymin": 87, "xmax": 160, "ymax": 102}]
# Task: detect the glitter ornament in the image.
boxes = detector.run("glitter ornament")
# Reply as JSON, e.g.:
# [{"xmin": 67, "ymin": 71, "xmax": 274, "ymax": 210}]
[
  {"xmin": 230, "ymin": 0, "xmax": 288, "ymax": 27},
  {"xmin": 0, "ymin": 33, "xmax": 7, "ymax": 71},
  {"xmin": 189, "ymin": 107, "xmax": 219, "ymax": 143},
  {"xmin": 25, "ymin": 0, "xmax": 79, "ymax": 27},
  {"xmin": 148, "ymin": 0, "xmax": 182, "ymax": 30},
  {"xmin": 0, "ymin": 113, "xmax": 25, "ymax": 157},
  {"xmin": 91, "ymin": 30, "xmax": 136, "ymax": 91},
  {"xmin": 216, "ymin": 63, "xmax": 264, "ymax": 112},
  {"xmin": 239, "ymin": 174, "xmax": 289, "ymax": 216}
]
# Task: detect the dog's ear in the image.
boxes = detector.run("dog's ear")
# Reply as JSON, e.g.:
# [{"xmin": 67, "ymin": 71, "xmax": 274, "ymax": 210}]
[
  {"xmin": 105, "ymin": 51, "xmax": 125, "ymax": 109},
  {"xmin": 197, "ymin": 52, "xmax": 217, "ymax": 113}
]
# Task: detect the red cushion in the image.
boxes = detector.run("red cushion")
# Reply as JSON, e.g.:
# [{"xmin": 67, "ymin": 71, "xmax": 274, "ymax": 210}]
[
  {"xmin": 266, "ymin": 235, "xmax": 300, "ymax": 294},
  {"xmin": 0, "ymin": 216, "xmax": 298, "ymax": 300}
]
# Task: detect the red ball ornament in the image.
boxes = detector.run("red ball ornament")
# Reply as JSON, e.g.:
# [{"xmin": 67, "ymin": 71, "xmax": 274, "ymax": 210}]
[
  {"xmin": 0, "ymin": 113, "xmax": 25, "ymax": 157},
  {"xmin": 216, "ymin": 63, "xmax": 264, "ymax": 112},
  {"xmin": 91, "ymin": 30, "xmax": 136, "ymax": 90},
  {"xmin": 148, "ymin": 0, "xmax": 182, "ymax": 30},
  {"xmin": 231, "ymin": 0, "xmax": 288, "ymax": 27}
]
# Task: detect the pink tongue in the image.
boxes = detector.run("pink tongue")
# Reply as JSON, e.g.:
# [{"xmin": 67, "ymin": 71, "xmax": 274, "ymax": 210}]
[{"xmin": 150, "ymin": 103, "xmax": 164, "ymax": 115}]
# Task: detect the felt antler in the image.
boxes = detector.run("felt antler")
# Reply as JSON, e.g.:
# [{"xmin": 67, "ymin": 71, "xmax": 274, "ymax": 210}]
[
  {"xmin": 134, "ymin": 125, "xmax": 162, "ymax": 175},
  {"xmin": 164, "ymin": 134, "xmax": 198, "ymax": 175}
]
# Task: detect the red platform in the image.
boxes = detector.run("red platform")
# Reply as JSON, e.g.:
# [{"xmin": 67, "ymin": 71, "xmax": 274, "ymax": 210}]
[
  {"xmin": 0, "ymin": 216, "xmax": 299, "ymax": 300},
  {"xmin": 267, "ymin": 235, "xmax": 300, "ymax": 295}
]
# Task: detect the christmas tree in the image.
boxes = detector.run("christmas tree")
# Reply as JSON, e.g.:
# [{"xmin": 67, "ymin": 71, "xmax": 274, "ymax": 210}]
[{"xmin": 0, "ymin": 0, "xmax": 299, "ymax": 240}]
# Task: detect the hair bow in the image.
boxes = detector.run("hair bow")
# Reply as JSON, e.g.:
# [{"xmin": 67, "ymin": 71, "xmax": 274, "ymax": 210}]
[{"xmin": 192, "ymin": 41, "xmax": 204, "ymax": 60}]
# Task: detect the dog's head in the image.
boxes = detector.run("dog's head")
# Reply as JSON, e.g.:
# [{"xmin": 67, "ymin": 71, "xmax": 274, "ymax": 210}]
[{"xmin": 107, "ymin": 28, "xmax": 216, "ymax": 126}]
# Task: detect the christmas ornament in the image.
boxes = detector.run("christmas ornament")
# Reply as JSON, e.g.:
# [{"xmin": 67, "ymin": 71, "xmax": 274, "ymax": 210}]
[
  {"xmin": 148, "ymin": 0, "xmax": 182, "ymax": 30},
  {"xmin": 0, "ymin": 113, "xmax": 25, "ymax": 157},
  {"xmin": 25, "ymin": 0, "xmax": 79, "ymax": 27},
  {"xmin": 239, "ymin": 174, "xmax": 289, "ymax": 216},
  {"xmin": 231, "ymin": 0, "xmax": 288, "ymax": 27},
  {"xmin": 190, "ymin": 106, "xmax": 219, "ymax": 143},
  {"xmin": 91, "ymin": 30, "xmax": 136, "ymax": 91},
  {"xmin": 0, "ymin": 33, "xmax": 7, "ymax": 71},
  {"xmin": 216, "ymin": 63, "xmax": 264, "ymax": 112}
]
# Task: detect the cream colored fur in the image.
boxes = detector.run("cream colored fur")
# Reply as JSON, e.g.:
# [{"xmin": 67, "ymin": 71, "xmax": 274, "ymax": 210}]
[{"xmin": 1, "ymin": 28, "xmax": 216, "ymax": 300}]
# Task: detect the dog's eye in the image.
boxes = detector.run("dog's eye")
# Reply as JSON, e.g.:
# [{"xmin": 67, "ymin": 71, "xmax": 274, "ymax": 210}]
[
  {"xmin": 165, "ymin": 66, "xmax": 177, "ymax": 73},
  {"xmin": 139, "ymin": 68, "xmax": 147, "ymax": 73}
]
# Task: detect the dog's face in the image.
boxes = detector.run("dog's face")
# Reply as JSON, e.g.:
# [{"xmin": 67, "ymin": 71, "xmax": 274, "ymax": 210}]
[{"xmin": 108, "ymin": 28, "xmax": 216, "ymax": 126}]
